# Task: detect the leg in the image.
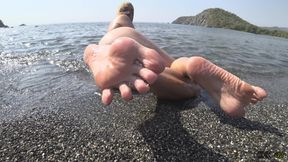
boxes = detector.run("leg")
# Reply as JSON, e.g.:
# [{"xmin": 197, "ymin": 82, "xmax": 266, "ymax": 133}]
[
  {"xmin": 150, "ymin": 68, "xmax": 201, "ymax": 100},
  {"xmin": 108, "ymin": 15, "xmax": 134, "ymax": 32},
  {"xmin": 104, "ymin": 3, "xmax": 174, "ymax": 66},
  {"xmin": 168, "ymin": 57, "xmax": 267, "ymax": 118},
  {"xmin": 85, "ymin": 2, "xmax": 267, "ymax": 111},
  {"xmin": 86, "ymin": 2, "xmax": 199, "ymax": 104},
  {"xmin": 85, "ymin": 28, "xmax": 267, "ymax": 113},
  {"xmin": 85, "ymin": 2, "xmax": 174, "ymax": 104},
  {"xmin": 99, "ymin": 27, "xmax": 174, "ymax": 66}
]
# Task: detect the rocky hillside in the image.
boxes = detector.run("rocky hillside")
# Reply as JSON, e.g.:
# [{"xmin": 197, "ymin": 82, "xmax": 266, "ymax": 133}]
[
  {"xmin": 172, "ymin": 8, "xmax": 288, "ymax": 38},
  {"xmin": 0, "ymin": 19, "xmax": 8, "ymax": 28}
]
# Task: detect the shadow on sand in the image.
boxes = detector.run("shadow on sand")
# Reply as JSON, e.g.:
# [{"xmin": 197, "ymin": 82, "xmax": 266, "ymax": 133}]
[{"xmin": 138, "ymin": 94, "xmax": 283, "ymax": 161}]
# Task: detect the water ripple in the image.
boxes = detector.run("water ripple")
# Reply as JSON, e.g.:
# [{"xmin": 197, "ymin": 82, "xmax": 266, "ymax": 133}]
[{"xmin": 1, "ymin": 23, "xmax": 288, "ymax": 99}]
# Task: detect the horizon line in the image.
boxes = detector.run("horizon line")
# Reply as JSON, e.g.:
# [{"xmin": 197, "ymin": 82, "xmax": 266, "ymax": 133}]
[{"xmin": 3, "ymin": 21, "xmax": 288, "ymax": 28}]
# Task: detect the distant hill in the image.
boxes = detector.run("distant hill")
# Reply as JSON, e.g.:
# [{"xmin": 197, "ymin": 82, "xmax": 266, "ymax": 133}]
[
  {"xmin": 172, "ymin": 8, "xmax": 288, "ymax": 39},
  {"xmin": 262, "ymin": 26, "xmax": 288, "ymax": 32},
  {"xmin": 0, "ymin": 19, "xmax": 9, "ymax": 28}
]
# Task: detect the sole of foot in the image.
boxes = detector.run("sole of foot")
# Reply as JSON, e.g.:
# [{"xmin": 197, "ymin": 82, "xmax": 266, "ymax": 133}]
[
  {"xmin": 84, "ymin": 37, "xmax": 166, "ymax": 105},
  {"xmin": 186, "ymin": 56, "xmax": 267, "ymax": 118}
]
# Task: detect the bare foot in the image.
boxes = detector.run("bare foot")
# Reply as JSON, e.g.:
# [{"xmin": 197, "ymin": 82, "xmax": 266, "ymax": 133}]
[
  {"xmin": 186, "ymin": 57, "xmax": 267, "ymax": 118},
  {"xmin": 117, "ymin": 2, "xmax": 134, "ymax": 21},
  {"xmin": 84, "ymin": 37, "xmax": 165, "ymax": 105}
]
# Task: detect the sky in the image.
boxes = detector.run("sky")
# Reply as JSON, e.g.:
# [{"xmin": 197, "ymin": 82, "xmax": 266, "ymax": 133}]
[{"xmin": 1, "ymin": 0, "xmax": 288, "ymax": 27}]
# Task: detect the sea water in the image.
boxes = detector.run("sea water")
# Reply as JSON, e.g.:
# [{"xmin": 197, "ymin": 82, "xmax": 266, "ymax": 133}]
[{"xmin": 0, "ymin": 23, "xmax": 288, "ymax": 121}]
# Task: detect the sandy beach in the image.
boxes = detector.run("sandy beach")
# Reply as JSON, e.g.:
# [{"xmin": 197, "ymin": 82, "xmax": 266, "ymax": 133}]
[{"xmin": 1, "ymin": 72, "xmax": 287, "ymax": 161}]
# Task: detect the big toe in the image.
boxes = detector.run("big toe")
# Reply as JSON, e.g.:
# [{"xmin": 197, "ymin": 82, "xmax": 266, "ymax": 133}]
[{"xmin": 252, "ymin": 86, "xmax": 267, "ymax": 100}]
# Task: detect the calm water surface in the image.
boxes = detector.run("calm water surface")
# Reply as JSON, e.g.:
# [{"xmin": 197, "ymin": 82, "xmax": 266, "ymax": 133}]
[{"xmin": 0, "ymin": 23, "xmax": 288, "ymax": 120}]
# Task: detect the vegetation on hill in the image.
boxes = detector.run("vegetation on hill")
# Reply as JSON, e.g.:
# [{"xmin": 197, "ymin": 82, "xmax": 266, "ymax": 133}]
[
  {"xmin": 262, "ymin": 26, "xmax": 288, "ymax": 32},
  {"xmin": 172, "ymin": 8, "xmax": 288, "ymax": 39}
]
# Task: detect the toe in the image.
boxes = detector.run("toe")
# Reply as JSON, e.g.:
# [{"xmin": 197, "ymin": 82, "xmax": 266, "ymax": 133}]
[
  {"xmin": 133, "ymin": 78, "xmax": 150, "ymax": 94},
  {"xmin": 119, "ymin": 83, "xmax": 133, "ymax": 101},
  {"xmin": 251, "ymin": 98, "xmax": 258, "ymax": 104},
  {"xmin": 102, "ymin": 89, "xmax": 114, "ymax": 105},
  {"xmin": 252, "ymin": 86, "xmax": 268, "ymax": 100},
  {"xmin": 136, "ymin": 67, "xmax": 158, "ymax": 84}
]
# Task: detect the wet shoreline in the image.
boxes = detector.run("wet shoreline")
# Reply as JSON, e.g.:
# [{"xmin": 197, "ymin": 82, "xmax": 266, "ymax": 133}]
[{"xmin": 1, "ymin": 72, "xmax": 287, "ymax": 161}]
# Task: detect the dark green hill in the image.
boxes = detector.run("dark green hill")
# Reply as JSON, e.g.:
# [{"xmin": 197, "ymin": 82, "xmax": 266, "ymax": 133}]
[
  {"xmin": 172, "ymin": 8, "xmax": 288, "ymax": 39},
  {"xmin": 0, "ymin": 19, "xmax": 9, "ymax": 28}
]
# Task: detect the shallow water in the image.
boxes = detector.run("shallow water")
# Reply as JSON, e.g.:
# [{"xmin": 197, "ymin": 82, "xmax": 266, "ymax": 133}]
[{"xmin": 0, "ymin": 23, "xmax": 288, "ymax": 121}]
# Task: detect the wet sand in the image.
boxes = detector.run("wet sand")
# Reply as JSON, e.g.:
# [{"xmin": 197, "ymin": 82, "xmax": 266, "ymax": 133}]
[{"xmin": 0, "ymin": 71, "xmax": 287, "ymax": 161}]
